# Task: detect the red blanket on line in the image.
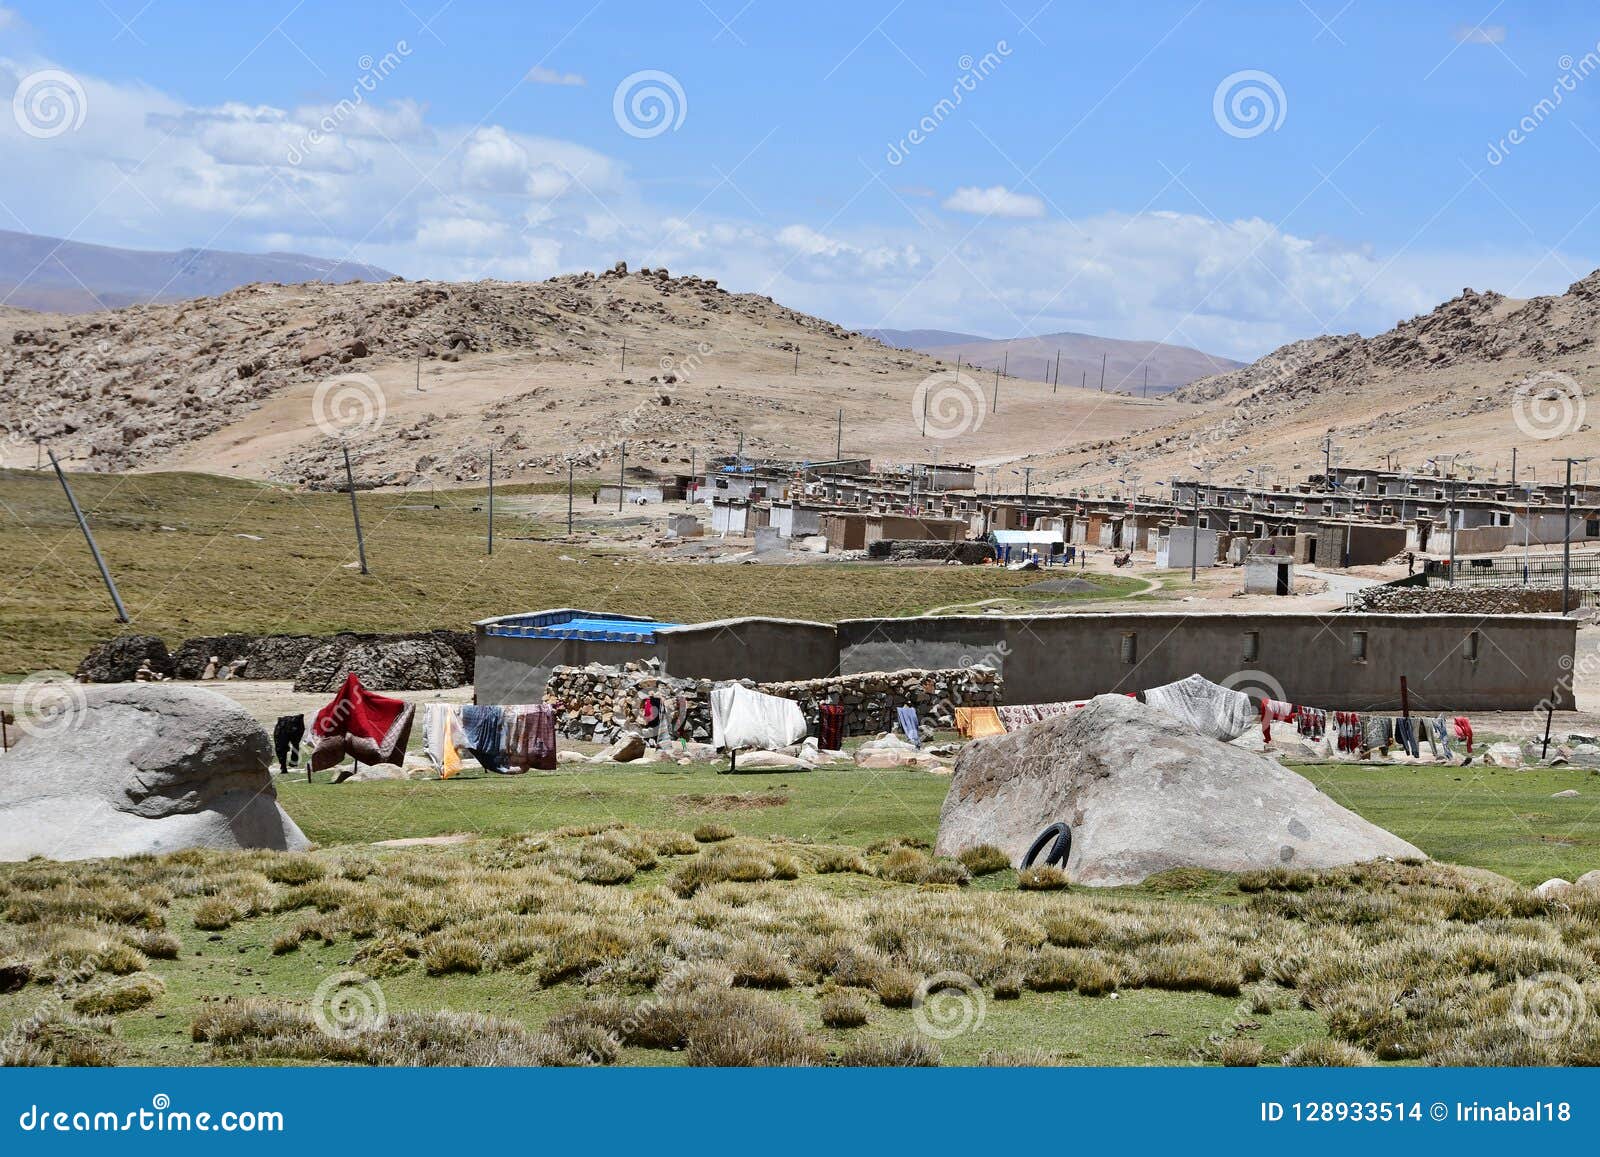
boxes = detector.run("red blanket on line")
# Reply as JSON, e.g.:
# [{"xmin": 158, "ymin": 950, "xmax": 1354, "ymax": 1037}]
[{"xmin": 310, "ymin": 673, "xmax": 416, "ymax": 772}]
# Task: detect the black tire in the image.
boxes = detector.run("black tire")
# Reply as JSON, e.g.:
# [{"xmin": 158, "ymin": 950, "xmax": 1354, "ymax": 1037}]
[{"xmin": 1021, "ymin": 822, "xmax": 1072, "ymax": 869}]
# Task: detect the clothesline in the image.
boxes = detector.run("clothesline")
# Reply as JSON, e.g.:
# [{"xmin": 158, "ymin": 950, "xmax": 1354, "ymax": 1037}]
[{"xmin": 422, "ymin": 702, "xmax": 556, "ymax": 777}]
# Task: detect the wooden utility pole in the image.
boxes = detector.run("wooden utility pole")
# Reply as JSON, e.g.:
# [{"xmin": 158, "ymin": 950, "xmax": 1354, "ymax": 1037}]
[
  {"xmin": 793, "ymin": 346, "xmax": 800, "ymax": 375},
  {"xmin": 618, "ymin": 443, "xmax": 627, "ymax": 512},
  {"xmin": 566, "ymin": 457, "xmax": 574, "ymax": 537},
  {"xmin": 48, "ymin": 449, "xmax": 128, "ymax": 622},
  {"xmin": 921, "ymin": 389, "xmax": 929, "ymax": 437},
  {"xmin": 1511, "ymin": 446, "xmax": 1518, "ymax": 484},
  {"xmin": 486, "ymin": 448, "xmax": 494, "ymax": 556},
  {"xmin": 1098, "ymin": 352, "xmax": 1106, "ymax": 391},
  {"xmin": 835, "ymin": 409, "xmax": 843, "ymax": 462},
  {"xmin": 621, "ymin": 337, "xmax": 627, "ymax": 373},
  {"xmin": 1052, "ymin": 350, "xmax": 1060, "ymax": 393},
  {"xmin": 1143, "ymin": 365, "xmax": 1149, "ymax": 398},
  {"xmin": 342, "ymin": 443, "xmax": 368, "ymax": 575},
  {"xmin": 992, "ymin": 363, "xmax": 1000, "ymax": 413}
]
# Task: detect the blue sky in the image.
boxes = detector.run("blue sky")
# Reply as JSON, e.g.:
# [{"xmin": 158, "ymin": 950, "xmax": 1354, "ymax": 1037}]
[{"xmin": 3, "ymin": 1, "xmax": 1599, "ymax": 358}]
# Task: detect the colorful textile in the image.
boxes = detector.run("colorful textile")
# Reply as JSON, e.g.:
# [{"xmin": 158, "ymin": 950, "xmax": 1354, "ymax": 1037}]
[
  {"xmin": 897, "ymin": 706, "xmax": 921, "ymax": 746},
  {"xmin": 460, "ymin": 705, "xmax": 506, "ymax": 772},
  {"xmin": 440, "ymin": 707, "xmax": 463, "ymax": 779},
  {"xmin": 954, "ymin": 706, "xmax": 1005, "ymax": 739},
  {"xmin": 819, "ymin": 703, "xmax": 845, "ymax": 751},
  {"xmin": 1360, "ymin": 714, "xmax": 1393, "ymax": 752},
  {"xmin": 310, "ymin": 674, "xmax": 415, "ymax": 772},
  {"xmin": 422, "ymin": 703, "xmax": 455, "ymax": 774},
  {"xmin": 503, "ymin": 704, "xmax": 557, "ymax": 772},
  {"xmin": 995, "ymin": 702, "xmax": 1081, "ymax": 729},
  {"xmin": 1451, "ymin": 716, "xmax": 1474, "ymax": 754}
]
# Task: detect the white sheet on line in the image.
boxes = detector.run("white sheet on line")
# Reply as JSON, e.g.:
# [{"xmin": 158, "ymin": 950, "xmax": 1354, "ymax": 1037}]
[
  {"xmin": 1143, "ymin": 673, "xmax": 1256, "ymax": 741},
  {"xmin": 710, "ymin": 684, "xmax": 807, "ymax": 751}
]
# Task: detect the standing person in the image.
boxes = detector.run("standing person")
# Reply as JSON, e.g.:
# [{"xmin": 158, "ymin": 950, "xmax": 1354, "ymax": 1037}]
[{"xmin": 1405, "ymin": 550, "xmax": 1415, "ymax": 575}]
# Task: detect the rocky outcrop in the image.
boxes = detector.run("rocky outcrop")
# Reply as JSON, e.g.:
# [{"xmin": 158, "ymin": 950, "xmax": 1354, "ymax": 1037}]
[
  {"xmin": 171, "ymin": 634, "xmax": 322, "ymax": 680},
  {"xmin": 1350, "ymin": 586, "xmax": 1573, "ymax": 615},
  {"xmin": 294, "ymin": 634, "xmax": 467, "ymax": 693},
  {"xmin": 76, "ymin": 634, "xmax": 173, "ymax": 683},
  {"xmin": 935, "ymin": 693, "xmax": 1423, "ymax": 886},
  {"xmin": 0, "ymin": 685, "xmax": 308, "ymax": 861}
]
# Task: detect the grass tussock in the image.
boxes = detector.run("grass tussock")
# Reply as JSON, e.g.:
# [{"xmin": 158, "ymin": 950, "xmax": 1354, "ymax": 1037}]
[
  {"xmin": 819, "ymin": 989, "xmax": 870, "ymax": 1028},
  {"xmin": 0, "ymin": 1006, "xmax": 123, "ymax": 1067},
  {"xmin": 72, "ymin": 972, "xmax": 165, "ymax": 1015},
  {"xmin": 957, "ymin": 845, "xmax": 1012, "ymax": 876},
  {"xmin": 1017, "ymin": 866, "xmax": 1069, "ymax": 891},
  {"xmin": 693, "ymin": 823, "xmax": 736, "ymax": 843}
]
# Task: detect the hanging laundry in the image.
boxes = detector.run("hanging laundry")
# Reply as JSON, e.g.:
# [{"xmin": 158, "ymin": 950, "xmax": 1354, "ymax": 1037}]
[
  {"xmin": 460, "ymin": 705, "xmax": 507, "ymax": 772},
  {"xmin": 503, "ymin": 704, "xmax": 557, "ymax": 772},
  {"xmin": 1432, "ymin": 715, "xmax": 1453, "ymax": 758},
  {"xmin": 819, "ymin": 703, "xmax": 845, "ymax": 751},
  {"xmin": 710, "ymin": 685, "xmax": 807, "ymax": 751},
  {"xmin": 422, "ymin": 703, "xmax": 456, "ymax": 775},
  {"xmin": 1360, "ymin": 714, "xmax": 1393, "ymax": 754},
  {"xmin": 954, "ymin": 706, "xmax": 1005, "ymax": 739},
  {"xmin": 1393, "ymin": 716, "xmax": 1420, "ymax": 758},
  {"xmin": 310, "ymin": 674, "xmax": 415, "ymax": 773},
  {"xmin": 1451, "ymin": 716, "xmax": 1474, "ymax": 754},
  {"xmin": 272, "ymin": 714, "xmax": 305, "ymax": 774},
  {"xmin": 896, "ymin": 706, "xmax": 921, "ymax": 747}
]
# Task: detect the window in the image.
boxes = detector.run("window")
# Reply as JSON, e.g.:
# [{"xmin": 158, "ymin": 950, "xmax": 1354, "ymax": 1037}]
[
  {"xmin": 1465, "ymin": 630, "xmax": 1480, "ymax": 662},
  {"xmin": 1242, "ymin": 630, "xmax": 1260, "ymax": 662},
  {"xmin": 1350, "ymin": 631, "xmax": 1368, "ymax": 662},
  {"xmin": 1588, "ymin": 519, "xmax": 1599, "ymax": 537},
  {"xmin": 1120, "ymin": 632, "xmax": 1137, "ymax": 665}
]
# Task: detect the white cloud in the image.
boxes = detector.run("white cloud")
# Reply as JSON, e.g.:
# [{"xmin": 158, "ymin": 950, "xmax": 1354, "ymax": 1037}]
[
  {"xmin": 0, "ymin": 52, "xmax": 1583, "ymax": 363},
  {"xmin": 942, "ymin": 185, "xmax": 1046, "ymax": 219},
  {"xmin": 0, "ymin": 7, "xmax": 20, "ymax": 32},
  {"xmin": 1454, "ymin": 24, "xmax": 1506, "ymax": 45},
  {"xmin": 526, "ymin": 65, "xmax": 586, "ymax": 87}
]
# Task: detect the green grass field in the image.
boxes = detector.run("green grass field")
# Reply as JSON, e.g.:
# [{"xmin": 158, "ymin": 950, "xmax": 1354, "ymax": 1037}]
[
  {"xmin": 0, "ymin": 469, "xmax": 1136, "ymax": 675},
  {"xmin": 4, "ymin": 756, "xmax": 1597, "ymax": 1068}
]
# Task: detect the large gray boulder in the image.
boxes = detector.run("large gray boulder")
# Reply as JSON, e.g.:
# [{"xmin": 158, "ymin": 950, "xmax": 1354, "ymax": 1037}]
[
  {"xmin": 0, "ymin": 685, "xmax": 309, "ymax": 861},
  {"xmin": 936, "ymin": 694, "xmax": 1423, "ymax": 886}
]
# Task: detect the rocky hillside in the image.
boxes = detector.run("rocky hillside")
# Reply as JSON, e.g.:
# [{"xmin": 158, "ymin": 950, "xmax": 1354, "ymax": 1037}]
[
  {"xmin": 1032, "ymin": 272, "xmax": 1600, "ymax": 488},
  {"xmin": 0, "ymin": 263, "xmax": 869, "ymax": 478}
]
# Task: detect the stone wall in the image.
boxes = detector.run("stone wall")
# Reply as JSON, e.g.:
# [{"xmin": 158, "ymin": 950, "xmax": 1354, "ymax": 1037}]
[
  {"xmin": 81, "ymin": 630, "xmax": 475, "ymax": 689},
  {"xmin": 542, "ymin": 663, "xmax": 1002, "ymax": 744},
  {"xmin": 865, "ymin": 539, "xmax": 997, "ymax": 564},
  {"xmin": 1352, "ymin": 586, "xmax": 1573, "ymax": 615}
]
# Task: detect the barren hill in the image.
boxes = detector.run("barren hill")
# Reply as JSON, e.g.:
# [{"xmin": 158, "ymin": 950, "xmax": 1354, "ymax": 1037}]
[
  {"xmin": 0, "ymin": 264, "xmax": 1184, "ymax": 487},
  {"xmin": 1024, "ymin": 273, "xmax": 1600, "ymax": 490}
]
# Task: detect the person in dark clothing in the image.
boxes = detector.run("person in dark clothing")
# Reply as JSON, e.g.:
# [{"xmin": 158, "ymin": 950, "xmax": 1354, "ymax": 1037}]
[
  {"xmin": 273, "ymin": 714, "xmax": 306, "ymax": 775},
  {"xmin": 1405, "ymin": 551, "xmax": 1415, "ymax": 575}
]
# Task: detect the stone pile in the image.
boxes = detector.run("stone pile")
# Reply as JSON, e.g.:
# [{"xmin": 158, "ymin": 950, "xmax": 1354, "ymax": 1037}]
[
  {"xmin": 865, "ymin": 540, "xmax": 996, "ymax": 564},
  {"xmin": 1352, "ymin": 586, "xmax": 1572, "ymax": 615},
  {"xmin": 542, "ymin": 663, "xmax": 1001, "ymax": 744}
]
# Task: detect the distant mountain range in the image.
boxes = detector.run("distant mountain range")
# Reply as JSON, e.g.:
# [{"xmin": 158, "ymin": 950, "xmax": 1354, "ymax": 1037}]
[
  {"xmin": 0, "ymin": 230, "xmax": 396, "ymax": 313},
  {"xmin": 861, "ymin": 327, "xmax": 1244, "ymax": 394}
]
